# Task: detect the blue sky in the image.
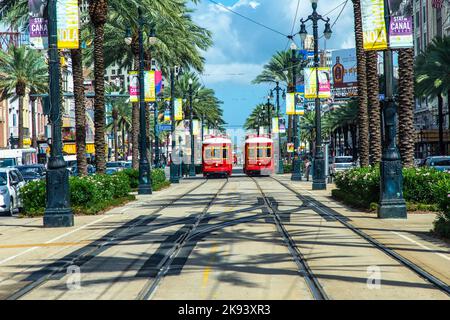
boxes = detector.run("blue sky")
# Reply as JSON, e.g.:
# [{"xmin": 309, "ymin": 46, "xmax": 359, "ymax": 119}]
[{"xmin": 190, "ymin": 0, "xmax": 356, "ymax": 128}]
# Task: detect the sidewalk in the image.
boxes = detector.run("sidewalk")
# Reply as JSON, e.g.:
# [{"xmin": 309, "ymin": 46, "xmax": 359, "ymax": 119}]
[
  {"xmin": 0, "ymin": 178, "xmax": 204, "ymax": 299},
  {"xmin": 276, "ymin": 174, "xmax": 450, "ymax": 285}
]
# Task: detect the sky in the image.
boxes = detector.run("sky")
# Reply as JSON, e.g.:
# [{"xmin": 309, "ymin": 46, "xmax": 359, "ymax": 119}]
[{"xmin": 189, "ymin": 0, "xmax": 356, "ymax": 128}]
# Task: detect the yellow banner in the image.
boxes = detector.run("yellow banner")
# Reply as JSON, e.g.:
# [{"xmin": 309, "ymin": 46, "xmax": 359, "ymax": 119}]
[
  {"xmin": 57, "ymin": 0, "xmax": 80, "ymax": 49},
  {"xmin": 272, "ymin": 117, "xmax": 279, "ymax": 134},
  {"xmin": 175, "ymin": 98, "xmax": 183, "ymax": 121},
  {"xmin": 193, "ymin": 119, "xmax": 200, "ymax": 136},
  {"xmin": 145, "ymin": 71, "xmax": 156, "ymax": 102},
  {"xmin": 304, "ymin": 67, "xmax": 331, "ymax": 99},
  {"xmin": 286, "ymin": 93, "xmax": 295, "ymax": 115},
  {"xmin": 361, "ymin": 0, "xmax": 388, "ymax": 51}
]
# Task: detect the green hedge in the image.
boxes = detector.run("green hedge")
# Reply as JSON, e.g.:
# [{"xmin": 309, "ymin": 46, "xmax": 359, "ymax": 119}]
[
  {"xmin": 21, "ymin": 168, "xmax": 170, "ymax": 217},
  {"xmin": 334, "ymin": 167, "xmax": 450, "ymax": 238}
]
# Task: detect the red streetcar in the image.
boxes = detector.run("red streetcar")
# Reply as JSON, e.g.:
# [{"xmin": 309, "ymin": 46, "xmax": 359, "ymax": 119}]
[
  {"xmin": 244, "ymin": 135, "xmax": 274, "ymax": 176},
  {"xmin": 202, "ymin": 136, "xmax": 233, "ymax": 178}
]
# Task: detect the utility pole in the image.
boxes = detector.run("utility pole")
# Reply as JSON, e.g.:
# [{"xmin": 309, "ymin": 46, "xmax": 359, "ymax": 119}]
[{"xmin": 170, "ymin": 68, "xmax": 180, "ymax": 183}]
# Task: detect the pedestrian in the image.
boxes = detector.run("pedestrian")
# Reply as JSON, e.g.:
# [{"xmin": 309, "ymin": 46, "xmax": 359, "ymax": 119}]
[{"xmin": 304, "ymin": 158, "xmax": 311, "ymax": 181}]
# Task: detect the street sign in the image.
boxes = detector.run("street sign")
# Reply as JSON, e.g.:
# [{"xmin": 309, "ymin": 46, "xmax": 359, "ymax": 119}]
[{"xmin": 157, "ymin": 124, "xmax": 172, "ymax": 133}]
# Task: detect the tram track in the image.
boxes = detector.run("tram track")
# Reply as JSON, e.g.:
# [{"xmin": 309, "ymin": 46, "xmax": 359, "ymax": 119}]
[
  {"xmin": 269, "ymin": 176, "xmax": 450, "ymax": 297},
  {"xmin": 137, "ymin": 178, "xmax": 228, "ymax": 300},
  {"xmin": 251, "ymin": 177, "xmax": 329, "ymax": 300},
  {"xmin": 6, "ymin": 179, "xmax": 210, "ymax": 300}
]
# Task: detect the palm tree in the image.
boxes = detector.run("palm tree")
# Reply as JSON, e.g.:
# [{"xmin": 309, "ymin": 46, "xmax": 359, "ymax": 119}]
[
  {"xmin": 0, "ymin": 46, "xmax": 47, "ymax": 148},
  {"xmin": 398, "ymin": 48, "xmax": 415, "ymax": 166},
  {"xmin": 415, "ymin": 36, "xmax": 450, "ymax": 156},
  {"xmin": 244, "ymin": 104, "xmax": 270, "ymax": 133},
  {"xmin": 366, "ymin": 51, "xmax": 381, "ymax": 164},
  {"xmin": 352, "ymin": 0, "xmax": 369, "ymax": 166}
]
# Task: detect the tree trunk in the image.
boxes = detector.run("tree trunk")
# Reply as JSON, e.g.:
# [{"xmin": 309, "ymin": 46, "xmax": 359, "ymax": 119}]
[
  {"xmin": 18, "ymin": 95, "xmax": 24, "ymax": 149},
  {"xmin": 71, "ymin": 47, "xmax": 87, "ymax": 176},
  {"xmin": 398, "ymin": 48, "xmax": 415, "ymax": 166},
  {"xmin": 31, "ymin": 98, "xmax": 37, "ymax": 148},
  {"xmin": 438, "ymin": 94, "xmax": 445, "ymax": 155},
  {"xmin": 121, "ymin": 125, "xmax": 126, "ymax": 161},
  {"xmin": 366, "ymin": 51, "xmax": 381, "ymax": 165},
  {"xmin": 351, "ymin": 124, "xmax": 358, "ymax": 161},
  {"xmin": 113, "ymin": 111, "xmax": 118, "ymax": 161},
  {"xmin": 352, "ymin": 0, "xmax": 369, "ymax": 166}
]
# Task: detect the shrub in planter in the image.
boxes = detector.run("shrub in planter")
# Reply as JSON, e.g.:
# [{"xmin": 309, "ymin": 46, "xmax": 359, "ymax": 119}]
[
  {"xmin": 121, "ymin": 169, "xmax": 139, "ymax": 189},
  {"xmin": 432, "ymin": 177, "xmax": 450, "ymax": 238}
]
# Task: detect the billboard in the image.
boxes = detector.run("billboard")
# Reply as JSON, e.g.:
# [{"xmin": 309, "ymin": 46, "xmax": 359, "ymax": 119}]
[
  {"xmin": 29, "ymin": 0, "xmax": 48, "ymax": 49},
  {"xmin": 57, "ymin": 0, "xmax": 80, "ymax": 49},
  {"xmin": 304, "ymin": 67, "xmax": 331, "ymax": 99},
  {"xmin": 331, "ymin": 48, "xmax": 358, "ymax": 98},
  {"xmin": 361, "ymin": 0, "xmax": 388, "ymax": 51},
  {"xmin": 388, "ymin": 0, "xmax": 413, "ymax": 48}
]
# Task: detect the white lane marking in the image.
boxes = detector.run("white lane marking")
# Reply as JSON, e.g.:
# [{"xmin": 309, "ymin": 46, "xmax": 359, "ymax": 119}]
[
  {"xmin": 0, "ymin": 216, "xmax": 110, "ymax": 266},
  {"xmin": 391, "ymin": 231, "xmax": 450, "ymax": 262}
]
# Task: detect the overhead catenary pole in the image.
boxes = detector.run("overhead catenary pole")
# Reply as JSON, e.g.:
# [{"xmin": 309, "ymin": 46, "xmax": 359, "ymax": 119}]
[
  {"xmin": 378, "ymin": 0, "xmax": 407, "ymax": 219},
  {"xmin": 169, "ymin": 68, "xmax": 180, "ymax": 183},
  {"xmin": 273, "ymin": 82, "xmax": 284, "ymax": 174},
  {"xmin": 137, "ymin": 7, "xmax": 152, "ymax": 195},
  {"xmin": 44, "ymin": 0, "xmax": 74, "ymax": 228},
  {"xmin": 290, "ymin": 43, "xmax": 302, "ymax": 181},
  {"xmin": 189, "ymin": 79, "xmax": 196, "ymax": 177}
]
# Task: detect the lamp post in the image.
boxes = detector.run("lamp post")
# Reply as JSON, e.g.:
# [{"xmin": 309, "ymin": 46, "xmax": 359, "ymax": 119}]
[
  {"xmin": 44, "ymin": 0, "xmax": 73, "ymax": 227},
  {"xmin": 125, "ymin": 8, "xmax": 156, "ymax": 192},
  {"xmin": 298, "ymin": 0, "xmax": 332, "ymax": 189},
  {"xmin": 188, "ymin": 78, "xmax": 196, "ymax": 177},
  {"xmin": 289, "ymin": 42, "xmax": 302, "ymax": 181},
  {"xmin": 169, "ymin": 68, "xmax": 180, "ymax": 183},
  {"xmin": 378, "ymin": 0, "xmax": 406, "ymax": 219},
  {"xmin": 271, "ymin": 82, "xmax": 284, "ymax": 174},
  {"xmin": 267, "ymin": 93, "xmax": 273, "ymax": 135}
]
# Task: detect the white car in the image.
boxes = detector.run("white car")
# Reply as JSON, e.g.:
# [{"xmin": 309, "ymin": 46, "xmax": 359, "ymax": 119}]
[
  {"xmin": 330, "ymin": 156, "xmax": 357, "ymax": 176},
  {"xmin": 0, "ymin": 168, "xmax": 26, "ymax": 216}
]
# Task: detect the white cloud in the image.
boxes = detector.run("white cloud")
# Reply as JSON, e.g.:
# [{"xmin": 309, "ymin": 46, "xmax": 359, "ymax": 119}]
[{"xmin": 201, "ymin": 63, "xmax": 263, "ymax": 84}]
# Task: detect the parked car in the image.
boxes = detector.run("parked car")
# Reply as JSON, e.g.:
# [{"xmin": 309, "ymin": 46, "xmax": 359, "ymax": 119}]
[
  {"xmin": 105, "ymin": 167, "xmax": 120, "ymax": 175},
  {"xmin": 0, "ymin": 168, "xmax": 26, "ymax": 216},
  {"xmin": 330, "ymin": 156, "xmax": 356, "ymax": 176},
  {"xmin": 16, "ymin": 164, "xmax": 46, "ymax": 182},
  {"xmin": 106, "ymin": 161, "xmax": 128, "ymax": 171},
  {"xmin": 69, "ymin": 164, "xmax": 96, "ymax": 176},
  {"xmin": 423, "ymin": 156, "xmax": 450, "ymax": 173}
]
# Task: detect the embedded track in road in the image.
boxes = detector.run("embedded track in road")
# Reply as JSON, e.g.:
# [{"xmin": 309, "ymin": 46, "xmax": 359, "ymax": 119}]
[
  {"xmin": 269, "ymin": 176, "xmax": 450, "ymax": 297},
  {"xmin": 251, "ymin": 177, "xmax": 329, "ymax": 300},
  {"xmin": 6, "ymin": 180, "xmax": 210, "ymax": 300},
  {"xmin": 137, "ymin": 179, "xmax": 229, "ymax": 300}
]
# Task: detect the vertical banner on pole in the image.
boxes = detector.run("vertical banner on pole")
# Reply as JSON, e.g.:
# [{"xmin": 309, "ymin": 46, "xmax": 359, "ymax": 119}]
[
  {"xmin": 192, "ymin": 120, "xmax": 200, "ymax": 136},
  {"xmin": 144, "ymin": 71, "xmax": 156, "ymax": 102},
  {"xmin": 387, "ymin": 0, "xmax": 413, "ymax": 48},
  {"xmin": 279, "ymin": 118, "xmax": 286, "ymax": 133},
  {"xmin": 129, "ymin": 71, "xmax": 139, "ymax": 103},
  {"xmin": 164, "ymin": 109, "xmax": 171, "ymax": 122},
  {"xmin": 272, "ymin": 117, "xmax": 279, "ymax": 134},
  {"xmin": 361, "ymin": 0, "xmax": 388, "ymax": 51},
  {"xmin": 286, "ymin": 93, "xmax": 295, "ymax": 115},
  {"xmin": 57, "ymin": 0, "xmax": 80, "ymax": 49},
  {"xmin": 174, "ymin": 99, "xmax": 183, "ymax": 121},
  {"xmin": 155, "ymin": 71, "xmax": 163, "ymax": 95},
  {"xmin": 29, "ymin": 0, "xmax": 48, "ymax": 49},
  {"xmin": 304, "ymin": 68, "xmax": 332, "ymax": 99}
]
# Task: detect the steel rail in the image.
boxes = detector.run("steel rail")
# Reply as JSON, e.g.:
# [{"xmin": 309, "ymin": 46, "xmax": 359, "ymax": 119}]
[
  {"xmin": 6, "ymin": 180, "xmax": 209, "ymax": 300},
  {"xmin": 137, "ymin": 178, "xmax": 229, "ymax": 300},
  {"xmin": 271, "ymin": 176, "xmax": 450, "ymax": 297},
  {"xmin": 251, "ymin": 177, "xmax": 329, "ymax": 300}
]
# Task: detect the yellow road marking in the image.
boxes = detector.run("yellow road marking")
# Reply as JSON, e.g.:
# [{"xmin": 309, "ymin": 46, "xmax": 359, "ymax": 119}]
[
  {"xmin": 202, "ymin": 244, "xmax": 218, "ymax": 288},
  {"xmin": 0, "ymin": 240, "xmax": 92, "ymax": 249}
]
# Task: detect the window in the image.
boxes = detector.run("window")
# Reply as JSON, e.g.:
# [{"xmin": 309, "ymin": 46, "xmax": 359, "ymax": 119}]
[
  {"xmin": 13, "ymin": 114, "xmax": 16, "ymax": 126},
  {"xmin": 112, "ymin": 69, "xmax": 116, "ymax": 75}
]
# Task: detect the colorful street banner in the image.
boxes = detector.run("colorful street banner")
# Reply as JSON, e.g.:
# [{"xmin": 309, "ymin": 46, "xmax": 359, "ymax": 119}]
[
  {"xmin": 388, "ymin": 0, "xmax": 413, "ymax": 48},
  {"xmin": 29, "ymin": 0, "xmax": 48, "ymax": 49},
  {"xmin": 174, "ymin": 98, "xmax": 183, "ymax": 121},
  {"xmin": 361, "ymin": 0, "xmax": 388, "ymax": 51},
  {"xmin": 145, "ymin": 71, "xmax": 156, "ymax": 102},
  {"xmin": 304, "ymin": 67, "xmax": 331, "ymax": 99},
  {"xmin": 331, "ymin": 48, "xmax": 358, "ymax": 98},
  {"xmin": 164, "ymin": 109, "xmax": 171, "ymax": 122},
  {"xmin": 193, "ymin": 120, "xmax": 200, "ymax": 136},
  {"xmin": 129, "ymin": 71, "xmax": 139, "ymax": 103},
  {"xmin": 272, "ymin": 117, "xmax": 279, "ymax": 134},
  {"xmin": 286, "ymin": 93, "xmax": 295, "ymax": 115},
  {"xmin": 155, "ymin": 70, "xmax": 163, "ymax": 95},
  {"xmin": 279, "ymin": 119, "xmax": 286, "ymax": 134},
  {"xmin": 57, "ymin": 0, "xmax": 80, "ymax": 49},
  {"xmin": 286, "ymin": 92, "xmax": 306, "ymax": 115},
  {"xmin": 287, "ymin": 143, "xmax": 294, "ymax": 153}
]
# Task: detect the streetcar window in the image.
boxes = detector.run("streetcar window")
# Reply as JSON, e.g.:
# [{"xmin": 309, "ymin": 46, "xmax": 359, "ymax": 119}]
[
  {"xmin": 223, "ymin": 148, "xmax": 228, "ymax": 159},
  {"xmin": 267, "ymin": 147, "xmax": 271, "ymax": 157},
  {"xmin": 248, "ymin": 148, "xmax": 256, "ymax": 159},
  {"xmin": 257, "ymin": 148, "xmax": 263, "ymax": 158}
]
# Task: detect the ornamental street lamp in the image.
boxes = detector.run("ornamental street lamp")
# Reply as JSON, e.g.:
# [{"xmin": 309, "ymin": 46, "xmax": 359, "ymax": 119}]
[
  {"xmin": 169, "ymin": 67, "xmax": 180, "ymax": 183},
  {"xmin": 298, "ymin": 0, "xmax": 332, "ymax": 190},
  {"xmin": 289, "ymin": 42, "xmax": 302, "ymax": 181},
  {"xmin": 44, "ymin": 0, "xmax": 73, "ymax": 227},
  {"xmin": 271, "ymin": 82, "xmax": 284, "ymax": 174},
  {"xmin": 188, "ymin": 78, "xmax": 196, "ymax": 177},
  {"xmin": 378, "ymin": 0, "xmax": 406, "ymax": 219},
  {"xmin": 267, "ymin": 93, "xmax": 273, "ymax": 135}
]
